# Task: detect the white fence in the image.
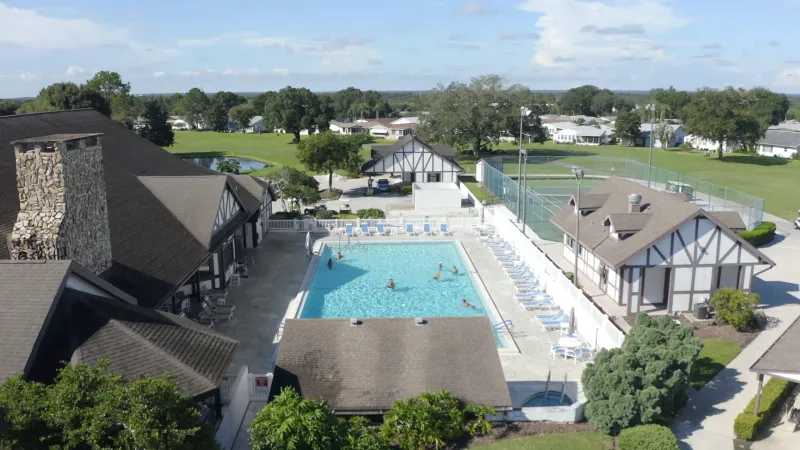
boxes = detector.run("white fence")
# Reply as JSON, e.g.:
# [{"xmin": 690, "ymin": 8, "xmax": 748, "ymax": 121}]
[
  {"xmin": 487, "ymin": 208, "xmax": 626, "ymax": 350},
  {"xmin": 216, "ymin": 365, "xmax": 251, "ymax": 450},
  {"xmin": 268, "ymin": 217, "xmax": 482, "ymax": 233}
]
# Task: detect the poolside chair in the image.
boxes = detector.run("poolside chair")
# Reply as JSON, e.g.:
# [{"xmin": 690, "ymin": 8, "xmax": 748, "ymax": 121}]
[
  {"xmin": 534, "ymin": 310, "xmax": 565, "ymax": 324},
  {"xmin": 406, "ymin": 223, "xmax": 418, "ymax": 236},
  {"xmin": 423, "ymin": 223, "xmax": 433, "ymax": 236},
  {"xmin": 376, "ymin": 223, "xmax": 390, "ymax": 236},
  {"xmin": 516, "ymin": 292, "xmax": 551, "ymax": 303},
  {"xmin": 565, "ymin": 347, "xmax": 587, "ymax": 364},
  {"xmin": 202, "ymin": 303, "xmax": 233, "ymax": 323},
  {"xmin": 514, "ymin": 283, "xmax": 543, "ymax": 294},
  {"xmin": 345, "ymin": 223, "xmax": 354, "ymax": 237},
  {"xmin": 549, "ymin": 341, "xmax": 567, "ymax": 360},
  {"xmin": 360, "ymin": 223, "xmax": 372, "ymax": 236},
  {"xmin": 504, "ymin": 264, "xmax": 529, "ymax": 274},
  {"xmin": 519, "ymin": 299, "xmax": 554, "ymax": 311},
  {"xmin": 439, "ymin": 223, "xmax": 453, "ymax": 236},
  {"xmin": 539, "ymin": 318, "xmax": 569, "ymax": 332},
  {"xmin": 204, "ymin": 299, "xmax": 235, "ymax": 315},
  {"xmin": 508, "ymin": 271, "xmax": 536, "ymax": 282}
]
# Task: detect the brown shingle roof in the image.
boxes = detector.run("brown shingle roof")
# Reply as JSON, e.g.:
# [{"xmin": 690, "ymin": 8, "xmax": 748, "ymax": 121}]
[
  {"xmin": 273, "ymin": 317, "xmax": 511, "ymax": 413},
  {"xmin": 750, "ymin": 315, "xmax": 800, "ymax": 376},
  {"xmin": 707, "ymin": 211, "xmax": 746, "ymax": 231},
  {"xmin": 606, "ymin": 213, "xmax": 652, "ymax": 233},
  {"xmin": 0, "ymin": 260, "xmax": 71, "ymax": 383},
  {"xmin": 569, "ymin": 194, "xmax": 610, "ymax": 210},
  {"xmin": 551, "ymin": 177, "xmax": 771, "ymax": 268}
]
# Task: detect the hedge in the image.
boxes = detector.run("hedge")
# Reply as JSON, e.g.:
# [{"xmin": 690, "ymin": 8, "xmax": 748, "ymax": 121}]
[
  {"xmin": 737, "ymin": 222, "xmax": 776, "ymax": 247},
  {"xmin": 357, "ymin": 208, "xmax": 386, "ymax": 219},
  {"xmin": 619, "ymin": 424, "xmax": 679, "ymax": 450},
  {"xmin": 733, "ymin": 377, "xmax": 793, "ymax": 440},
  {"xmin": 270, "ymin": 211, "xmax": 302, "ymax": 220}
]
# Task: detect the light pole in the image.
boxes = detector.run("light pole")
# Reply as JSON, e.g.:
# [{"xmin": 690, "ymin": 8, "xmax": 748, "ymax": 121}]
[
  {"xmin": 647, "ymin": 104, "xmax": 655, "ymax": 188},
  {"xmin": 516, "ymin": 106, "xmax": 525, "ymax": 223},
  {"xmin": 520, "ymin": 148, "xmax": 528, "ymax": 236},
  {"xmin": 572, "ymin": 166, "xmax": 584, "ymax": 287}
]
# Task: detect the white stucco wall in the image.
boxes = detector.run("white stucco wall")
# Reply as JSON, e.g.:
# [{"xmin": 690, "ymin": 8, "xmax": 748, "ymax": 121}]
[
  {"xmin": 758, "ymin": 144, "xmax": 797, "ymax": 158},
  {"xmin": 413, "ymin": 183, "xmax": 462, "ymax": 209}
]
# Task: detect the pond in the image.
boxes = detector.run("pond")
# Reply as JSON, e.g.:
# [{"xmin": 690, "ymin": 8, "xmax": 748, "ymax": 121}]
[{"xmin": 184, "ymin": 156, "xmax": 268, "ymax": 172}]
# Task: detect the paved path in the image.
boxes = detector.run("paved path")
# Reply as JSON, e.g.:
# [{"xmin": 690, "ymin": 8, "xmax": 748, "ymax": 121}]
[{"xmin": 672, "ymin": 216, "xmax": 800, "ymax": 449}]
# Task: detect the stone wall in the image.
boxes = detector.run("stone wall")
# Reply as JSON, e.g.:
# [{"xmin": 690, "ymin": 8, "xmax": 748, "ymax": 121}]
[{"xmin": 10, "ymin": 136, "xmax": 112, "ymax": 275}]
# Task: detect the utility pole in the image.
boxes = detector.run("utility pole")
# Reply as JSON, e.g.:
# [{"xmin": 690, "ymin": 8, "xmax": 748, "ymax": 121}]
[
  {"xmin": 648, "ymin": 104, "xmax": 654, "ymax": 188},
  {"xmin": 516, "ymin": 107, "xmax": 524, "ymax": 222},
  {"xmin": 572, "ymin": 166, "xmax": 584, "ymax": 287}
]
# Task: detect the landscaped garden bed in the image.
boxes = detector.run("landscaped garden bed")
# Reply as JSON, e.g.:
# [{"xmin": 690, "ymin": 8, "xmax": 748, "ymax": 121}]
[{"xmin": 468, "ymin": 428, "xmax": 613, "ymax": 449}]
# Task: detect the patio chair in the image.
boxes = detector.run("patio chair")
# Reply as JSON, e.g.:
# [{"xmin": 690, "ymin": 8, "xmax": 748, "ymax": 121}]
[
  {"xmin": 406, "ymin": 223, "xmax": 418, "ymax": 236},
  {"xmin": 514, "ymin": 283, "xmax": 543, "ymax": 293},
  {"xmin": 360, "ymin": 223, "xmax": 372, "ymax": 236},
  {"xmin": 504, "ymin": 265, "xmax": 529, "ymax": 274},
  {"xmin": 519, "ymin": 299, "xmax": 554, "ymax": 311},
  {"xmin": 376, "ymin": 223, "xmax": 390, "ymax": 236},
  {"xmin": 195, "ymin": 315, "xmax": 217, "ymax": 328},
  {"xmin": 202, "ymin": 303, "xmax": 233, "ymax": 322},
  {"xmin": 549, "ymin": 341, "xmax": 567, "ymax": 360},
  {"xmin": 539, "ymin": 318, "xmax": 569, "ymax": 332},
  {"xmin": 565, "ymin": 347, "xmax": 587, "ymax": 364},
  {"xmin": 495, "ymin": 253, "xmax": 519, "ymax": 263},
  {"xmin": 508, "ymin": 271, "xmax": 536, "ymax": 282},
  {"xmin": 204, "ymin": 299, "xmax": 235, "ymax": 315},
  {"xmin": 439, "ymin": 223, "xmax": 453, "ymax": 236},
  {"xmin": 534, "ymin": 310, "xmax": 565, "ymax": 324},
  {"xmin": 423, "ymin": 223, "xmax": 433, "ymax": 236}
]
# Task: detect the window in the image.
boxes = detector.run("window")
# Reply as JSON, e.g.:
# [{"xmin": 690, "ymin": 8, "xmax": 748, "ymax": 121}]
[
  {"xmin": 426, "ymin": 172, "xmax": 441, "ymax": 182},
  {"xmin": 762, "ymin": 145, "xmax": 773, "ymax": 154},
  {"xmin": 578, "ymin": 245, "xmax": 584, "ymax": 256},
  {"xmin": 566, "ymin": 236, "xmax": 575, "ymax": 248}
]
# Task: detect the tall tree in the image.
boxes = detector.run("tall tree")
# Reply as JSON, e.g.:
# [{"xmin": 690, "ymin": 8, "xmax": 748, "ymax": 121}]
[
  {"xmin": 683, "ymin": 87, "xmax": 762, "ymax": 159},
  {"xmin": 297, "ymin": 132, "xmax": 362, "ymax": 191},
  {"xmin": 137, "ymin": 98, "xmax": 175, "ymax": 147},
  {"xmin": 333, "ymin": 87, "xmax": 364, "ymax": 119},
  {"xmin": 347, "ymin": 101, "xmax": 370, "ymax": 120},
  {"xmin": 590, "ymin": 89, "xmax": 615, "ymax": 116},
  {"xmin": 0, "ymin": 99, "xmax": 20, "ymax": 116},
  {"xmin": 614, "ymin": 111, "xmax": 642, "ymax": 146},
  {"xmin": 212, "ymin": 91, "xmax": 247, "ymax": 112},
  {"xmin": 559, "ymin": 85, "xmax": 600, "ymax": 116},
  {"xmin": 85, "ymin": 71, "xmax": 136, "ymax": 125},
  {"xmin": 651, "ymin": 86, "xmax": 692, "ymax": 119},
  {"xmin": 310, "ymin": 95, "xmax": 335, "ymax": 133},
  {"xmin": 178, "ymin": 88, "xmax": 210, "ymax": 129},
  {"xmin": 203, "ymin": 99, "xmax": 230, "ymax": 132},
  {"xmin": 748, "ymin": 87, "xmax": 790, "ymax": 129},
  {"xmin": 230, "ymin": 103, "xmax": 256, "ymax": 132},
  {"xmin": 264, "ymin": 167, "xmax": 321, "ymax": 211},
  {"xmin": 268, "ymin": 86, "xmax": 322, "ymax": 143},
  {"xmin": 252, "ymin": 91, "xmax": 277, "ymax": 117},
  {"xmin": 497, "ymin": 86, "xmax": 547, "ymax": 145},
  {"xmin": 17, "ymin": 82, "xmax": 111, "ymax": 116}
]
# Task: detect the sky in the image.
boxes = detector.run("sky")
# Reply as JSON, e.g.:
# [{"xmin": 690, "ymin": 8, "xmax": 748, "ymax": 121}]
[{"xmin": 2, "ymin": 0, "xmax": 800, "ymax": 97}]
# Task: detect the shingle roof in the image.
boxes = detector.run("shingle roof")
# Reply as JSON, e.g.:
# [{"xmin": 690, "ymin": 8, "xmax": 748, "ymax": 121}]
[
  {"xmin": 571, "ymin": 194, "xmax": 611, "ymax": 210},
  {"xmin": 606, "ymin": 213, "xmax": 652, "ymax": 233},
  {"xmin": 751, "ymin": 315, "xmax": 800, "ymax": 376},
  {"xmin": 0, "ymin": 260, "xmax": 71, "ymax": 383},
  {"xmin": 272, "ymin": 317, "xmax": 511, "ymax": 413},
  {"xmin": 707, "ymin": 211, "xmax": 746, "ymax": 231},
  {"xmin": 757, "ymin": 129, "xmax": 800, "ymax": 149},
  {"xmin": 551, "ymin": 177, "xmax": 772, "ymax": 268},
  {"xmin": 0, "ymin": 109, "xmax": 264, "ymax": 305},
  {"xmin": 363, "ymin": 136, "xmax": 461, "ymax": 173},
  {"xmin": 229, "ymin": 174, "xmax": 267, "ymax": 212}
]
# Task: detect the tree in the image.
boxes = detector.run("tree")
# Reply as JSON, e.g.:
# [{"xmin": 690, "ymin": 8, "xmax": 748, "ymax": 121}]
[
  {"xmin": 0, "ymin": 99, "xmax": 19, "ymax": 116},
  {"xmin": 0, "ymin": 360, "xmax": 218, "ymax": 449},
  {"xmin": 347, "ymin": 101, "xmax": 370, "ymax": 120},
  {"xmin": 297, "ymin": 132, "xmax": 362, "ymax": 191},
  {"xmin": 212, "ymin": 91, "xmax": 246, "ymax": 111},
  {"xmin": 216, "ymin": 159, "xmax": 241, "ymax": 174},
  {"xmin": 573, "ymin": 117, "xmax": 586, "ymax": 125},
  {"xmin": 709, "ymin": 288, "xmax": 760, "ymax": 331},
  {"xmin": 614, "ymin": 111, "xmax": 642, "ymax": 146},
  {"xmin": 85, "ymin": 70, "xmax": 136, "ymax": 124},
  {"xmin": 591, "ymin": 89, "xmax": 616, "ymax": 116},
  {"xmin": 748, "ymin": 87, "xmax": 790, "ymax": 130},
  {"xmin": 250, "ymin": 388, "xmax": 345, "ymax": 450},
  {"xmin": 309, "ymin": 95, "xmax": 335, "ymax": 133},
  {"xmin": 651, "ymin": 86, "xmax": 692, "ymax": 119},
  {"xmin": 333, "ymin": 87, "xmax": 364, "ymax": 119},
  {"xmin": 178, "ymin": 88, "xmax": 210, "ymax": 129},
  {"xmin": 683, "ymin": 87, "xmax": 762, "ymax": 159},
  {"xmin": 203, "ymin": 99, "xmax": 230, "ymax": 132},
  {"xmin": 559, "ymin": 85, "xmax": 600, "ymax": 116},
  {"xmin": 582, "ymin": 314, "xmax": 703, "ymax": 435},
  {"xmin": 786, "ymin": 107, "xmax": 800, "ymax": 121},
  {"xmin": 268, "ymin": 86, "xmax": 323, "ymax": 143},
  {"xmin": 16, "ymin": 82, "xmax": 111, "ymax": 116},
  {"xmin": 230, "ymin": 104, "xmax": 256, "ymax": 133},
  {"xmin": 138, "ymin": 99, "xmax": 175, "ymax": 147},
  {"xmin": 265, "ymin": 166, "xmax": 321, "ymax": 210}
]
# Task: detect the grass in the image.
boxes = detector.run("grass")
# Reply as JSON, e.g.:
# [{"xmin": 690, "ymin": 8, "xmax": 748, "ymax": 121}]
[
  {"xmin": 690, "ymin": 338, "xmax": 741, "ymax": 390},
  {"xmin": 474, "ymin": 432, "xmax": 614, "ymax": 450},
  {"xmin": 460, "ymin": 175, "xmax": 502, "ymax": 204}
]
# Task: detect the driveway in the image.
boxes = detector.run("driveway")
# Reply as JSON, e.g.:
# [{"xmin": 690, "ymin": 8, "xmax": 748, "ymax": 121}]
[{"xmin": 672, "ymin": 215, "xmax": 800, "ymax": 449}]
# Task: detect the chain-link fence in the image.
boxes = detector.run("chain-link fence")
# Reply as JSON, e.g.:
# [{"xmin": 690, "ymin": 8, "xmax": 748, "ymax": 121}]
[{"xmin": 481, "ymin": 155, "xmax": 764, "ymax": 242}]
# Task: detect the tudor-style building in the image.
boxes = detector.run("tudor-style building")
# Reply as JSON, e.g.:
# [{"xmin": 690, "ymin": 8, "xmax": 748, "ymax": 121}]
[
  {"xmin": 361, "ymin": 135, "xmax": 464, "ymax": 182},
  {"xmin": 0, "ymin": 109, "xmax": 273, "ymax": 312},
  {"xmin": 550, "ymin": 177, "xmax": 774, "ymax": 315}
]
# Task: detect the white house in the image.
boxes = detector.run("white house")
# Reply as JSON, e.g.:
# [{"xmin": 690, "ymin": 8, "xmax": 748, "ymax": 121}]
[
  {"xmin": 361, "ymin": 135, "xmax": 463, "ymax": 183},
  {"xmin": 684, "ymin": 134, "xmax": 741, "ymax": 153},
  {"xmin": 640, "ymin": 124, "xmax": 685, "ymax": 148},
  {"xmin": 544, "ymin": 122, "xmax": 575, "ymax": 136},
  {"xmin": 550, "ymin": 177, "xmax": 773, "ymax": 315},
  {"xmin": 552, "ymin": 124, "xmax": 610, "ymax": 146},
  {"xmin": 756, "ymin": 129, "xmax": 800, "ymax": 158},
  {"xmin": 171, "ymin": 119, "xmax": 191, "ymax": 130},
  {"xmin": 390, "ymin": 116, "xmax": 420, "ymax": 125},
  {"xmin": 246, "ymin": 116, "xmax": 268, "ymax": 133}
]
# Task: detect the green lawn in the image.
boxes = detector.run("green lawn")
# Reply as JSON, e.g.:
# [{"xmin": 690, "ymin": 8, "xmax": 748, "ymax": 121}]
[
  {"xmin": 460, "ymin": 175, "xmax": 502, "ymax": 204},
  {"xmin": 475, "ymin": 432, "xmax": 614, "ymax": 450},
  {"xmin": 691, "ymin": 338, "xmax": 741, "ymax": 390}
]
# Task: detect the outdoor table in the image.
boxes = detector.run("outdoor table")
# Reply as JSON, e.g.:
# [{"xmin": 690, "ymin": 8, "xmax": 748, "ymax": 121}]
[{"xmin": 558, "ymin": 336, "xmax": 583, "ymax": 349}]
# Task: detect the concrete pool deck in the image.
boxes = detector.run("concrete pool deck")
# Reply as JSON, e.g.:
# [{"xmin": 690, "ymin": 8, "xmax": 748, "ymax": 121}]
[{"xmin": 218, "ymin": 231, "xmax": 589, "ymax": 448}]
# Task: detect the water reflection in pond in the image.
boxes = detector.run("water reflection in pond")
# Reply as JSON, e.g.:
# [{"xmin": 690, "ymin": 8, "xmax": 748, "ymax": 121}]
[{"xmin": 184, "ymin": 156, "xmax": 268, "ymax": 172}]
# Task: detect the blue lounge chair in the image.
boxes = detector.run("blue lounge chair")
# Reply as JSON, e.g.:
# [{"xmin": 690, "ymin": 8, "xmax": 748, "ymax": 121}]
[
  {"xmin": 439, "ymin": 223, "xmax": 453, "ymax": 235},
  {"xmin": 519, "ymin": 300, "xmax": 554, "ymax": 311},
  {"xmin": 509, "ymin": 271, "xmax": 535, "ymax": 281},
  {"xmin": 550, "ymin": 342, "xmax": 566, "ymax": 360},
  {"xmin": 406, "ymin": 223, "xmax": 417, "ymax": 235},
  {"xmin": 535, "ymin": 310, "xmax": 565, "ymax": 323},
  {"xmin": 516, "ymin": 291, "xmax": 550, "ymax": 301},
  {"xmin": 376, "ymin": 223, "xmax": 389, "ymax": 236},
  {"xmin": 360, "ymin": 223, "xmax": 371, "ymax": 235},
  {"xmin": 505, "ymin": 265, "xmax": 529, "ymax": 274},
  {"xmin": 566, "ymin": 347, "xmax": 587, "ymax": 364},
  {"xmin": 345, "ymin": 223, "xmax": 354, "ymax": 236},
  {"xmin": 539, "ymin": 318, "xmax": 569, "ymax": 332},
  {"xmin": 514, "ymin": 283, "xmax": 541, "ymax": 293},
  {"xmin": 423, "ymin": 223, "xmax": 433, "ymax": 235}
]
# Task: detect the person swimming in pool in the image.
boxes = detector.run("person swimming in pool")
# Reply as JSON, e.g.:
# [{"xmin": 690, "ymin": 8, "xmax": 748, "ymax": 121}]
[
  {"xmin": 438, "ymin": 261, "xmax": 444, "ymax": 271},
  {"xmin": 462, "ymin": 299, "xmax": 477, "ymax": 309},
  {"xmin": 387, "ymin": 279, "xmax": 395, "ymax": 289},
  {"xmin": 434, "ymin": 271, "xmax": 441, "ymax": 280},
  {"xmin": 336, "ymin": 251, "xmax": 342, "ymax": 260},
  {"xmin": 452, "ymin": 265, "xmax": 459, "ymax": 274},
  {"xmin": 327, "ymin": 258, "xmax": 333, "ymax": 269}
]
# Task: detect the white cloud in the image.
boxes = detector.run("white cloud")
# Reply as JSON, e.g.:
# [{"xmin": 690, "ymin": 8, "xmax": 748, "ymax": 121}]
[
  {"xmin": 178, "ymin": 32, "xmax": 255, "ymax": 48},
  {"xmin": 66, "ymin": 66, "xmax": 85, "ymax": 76},
  {"xmin": 152, "ymin": 71, "xmax": 165, "ymax": 77},
  {"xmin": 446, "ymin": 34, "xmax": 487, "ymax": 50},
  {"xmin": 18, "ymin": 72, "xmax": 38, "ymax": 80},
  {"xmin": 243, "ymin": 35, "xmax": 383, "ymax": 73},
  {"xmin": 180, "ymin": 70, "xmax": 201, "ymax": 77},
  {"xmin": 272, "ymin": 68, "xmax": 290, "ymax": 76},
  {"xmin": 456, "ymin": 1, "xmax": 497, "ymax": 15},
  {"xmin": 518, "ymin": 0, "xmax": 689, "ymax": 67},
  {"xmin": 775, "ymin": 67, "xmax": 800, "ymax": 89}
]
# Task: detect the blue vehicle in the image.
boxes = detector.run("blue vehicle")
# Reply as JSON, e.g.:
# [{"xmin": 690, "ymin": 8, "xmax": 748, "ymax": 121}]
[{"xmin": 377, "ymin": 179, "xmax": 391, "ymax": 192}]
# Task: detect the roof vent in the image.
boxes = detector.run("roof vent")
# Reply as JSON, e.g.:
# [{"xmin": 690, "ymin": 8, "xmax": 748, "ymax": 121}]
[
  {"xmin": 415, "ymin": 317, "xmax": 426, "ymax": 326},
  {"xmin": 350, "ymin": 318, "xmax": 360, "ymax": 327},
  {"xmin": 628, "ymin": 193, "xmax": 642, "ymax": 213}
]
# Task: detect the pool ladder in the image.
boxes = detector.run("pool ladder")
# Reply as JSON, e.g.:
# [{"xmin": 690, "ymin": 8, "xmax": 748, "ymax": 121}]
[{"xmin": 493, "ymin": 320, "xmax": 514, "ymax": 334}]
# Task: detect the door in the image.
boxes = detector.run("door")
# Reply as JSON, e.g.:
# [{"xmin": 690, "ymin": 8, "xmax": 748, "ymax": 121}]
[
  {"xmin": 410, "ymin": 172, "xmax": 416, "ymax": 182},
  {"xmin": 643, "ymin": 267, "xmax": 667, "ymax": 305},
  {"xmin": 599, "ymin": 264, "xmax": 608, "ymax": 290}
]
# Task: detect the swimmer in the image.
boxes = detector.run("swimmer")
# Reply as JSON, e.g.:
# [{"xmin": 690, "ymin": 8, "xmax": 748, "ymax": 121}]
[
  {"xmin": 434, "ymin": 271, "xmax": 441, "ymax": 280},
  {"xmin": 452, "ymin": 265, "xmax": 459, "ymax": 274},
  {"xmin": 336, "ymin": 251, "xmax": 342, "ymax": 260},
  {"xmin": 327, "ymin": 258, "xmax": 333, "ymax": 269},
  {"xmin": 438, "ymin": 261, "xmax": 444, "ymax": 271},
  {"xmin": 462, "ymin": 299, "xmax": 474, "ymax": 308},
  {"xmin": 387, "ymin": 279, "xmax": 395, "ymax": 289}
]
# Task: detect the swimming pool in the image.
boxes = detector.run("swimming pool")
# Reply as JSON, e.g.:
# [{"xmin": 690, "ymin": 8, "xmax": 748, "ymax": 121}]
[{"xmin": 299, "ymin": 242, "xmax": 512, "ymax": 349}]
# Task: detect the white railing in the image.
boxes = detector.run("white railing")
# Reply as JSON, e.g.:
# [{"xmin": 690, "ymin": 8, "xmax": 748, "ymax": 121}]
[
  {"xmin": 216, "ymin": 365, "xmax": 251, "ymax": 450},
  {"xmin": 487, "ymin": 208, "xmax": 626, "ymax": 350},
  {"xmin": 268, "ymin": 217, "xmax": 482, "ymax": 233}
]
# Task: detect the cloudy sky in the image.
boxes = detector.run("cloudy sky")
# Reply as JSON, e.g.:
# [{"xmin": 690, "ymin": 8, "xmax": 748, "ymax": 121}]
[{"xmin": 2, "ymin": 0, "xmax": 800, "ymax": 97}]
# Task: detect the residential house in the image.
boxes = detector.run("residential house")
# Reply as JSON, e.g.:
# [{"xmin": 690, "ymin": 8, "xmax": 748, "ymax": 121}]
[
  {"xmin": 171, "ymin": 118, "xmax": 192, "ymax": 130},
  {"xmin": 684, "ymin": 134, "xmax": 742, "ymax": 153},
  {"xmin": 756, "ymin": 127, "xmax": 800, "ymax": 159},
  {"xmin": 551, "ymin": 123, "xmax": 610, "ymax": 146},
  {"xmin": 550, "ymin": 177, "xmax": 773, "ymax": 315},
  {"xmin": 640, "ymin": 123, "xmax": 685, "ymax": 148},
  {"xmin": 0, "ymin": 110, "xmax": 274, "ymax": 314},
  {"xmin": 361, "ymin": 135, "xmax": 463, "ymax": 182},
  {"xmin": 0, "ymin": 259, "xmax": 237, "ymax": 421},
  {"xmin": 329, "ymin": 120, "xmax": 372, "ymax": 135},
  {"xmin": 270, "ymin": 317, "xmax": 512, "ymax": 415},
  {"xmin": 246, "ymin": 116, "xmax": 268, "ymax": 133}
]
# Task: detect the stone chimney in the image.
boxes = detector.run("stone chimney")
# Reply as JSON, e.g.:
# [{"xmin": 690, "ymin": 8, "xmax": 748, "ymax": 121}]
[
  {"xmin": 10, "ymin": 134, "xmax": 112, "ymax": 275},
  {"xmin": 627, "ymin": 193, "xmax": 642, "ymax": 213}
]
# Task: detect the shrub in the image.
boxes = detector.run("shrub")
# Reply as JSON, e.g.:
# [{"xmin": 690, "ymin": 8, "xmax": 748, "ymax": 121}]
[
  {"xmin": 582, "ymin": 314, "xmax": 703, "ymax": 435},
  {"xmin": 733, "ymin": 378, "xmax": 793, "ymax": 440},
  {"xmin": 315, "ymin": 208, "xmax": 335, "ymax": 219},
  {"xmin": 400, "ymin": 185, "xmax": 412, "ymax": 195},
  {"xmin": 250, "ymin": 388, "xmax": 345, "ymax": 450},
  {"xmin": 709, "ymin": 288, "xmax": 760, "ymax": 331},
  {"xmin": 342, "ymin": 416, "xmax": 389, "ymax": 450},
  {"xmin": 618, "ymin": 424, "xmax": 679, "ymax": 450},
  {"xmin": 357, "ymin": 208, "xmax": 385, "ymax": 219},
  {"xmin": 381, "ymin": 391, "xmax": 468, "ymax": 450},
  {"xmin": 332, "ymin": 213, "xmax": 359, "ymax": 219},
  {"xmin": 738, "ymin": 222, "xmax": 776, "ymax": 247},
  {"xmin": 564, "ymin": 272, "xmax": 575, "ymax": 282},
  {"xmin": 269, "ymin": 211, "xmax": 302, "ymax": 220}
]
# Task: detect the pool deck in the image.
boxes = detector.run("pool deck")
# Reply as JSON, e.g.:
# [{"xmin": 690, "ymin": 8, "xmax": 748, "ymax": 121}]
[{"xmin": 217, "ymin": 231, "xmax": 588, "ymax": 448}]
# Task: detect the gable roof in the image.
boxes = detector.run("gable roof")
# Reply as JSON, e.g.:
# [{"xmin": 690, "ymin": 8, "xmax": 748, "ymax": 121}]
[
  {"xmin": 0, "ymin": 109, "xmax": 265, "ymax": 305},
  {"xmin": 707, "ymin": 211, "xmax": 746, "ymax": 231},
  {"xmin": 606, "ymin": 213, "xmax": 652, "ymax": 233},
  {"xmin": 750, "ymin": 315, "xmax": 800, "ymax": 378},
  {"xmin": 272, "ymin": 317, "xmax": 511, "ymax": 414},
  {"xmin": 551, "ymin": 177, "xmax": 772, "ymax": 268},
  {"xmin": 757, "ymin": 129, "xmax": 800, "ymax": 149},
  {"xmin": 362, "ymin": 136, "xmax": 461, "ymax": 173}
]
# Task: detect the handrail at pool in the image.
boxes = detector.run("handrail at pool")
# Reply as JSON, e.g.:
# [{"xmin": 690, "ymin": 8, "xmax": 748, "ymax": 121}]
[{"xmin": 267, "ymin": 217, "xmax": 482, "ymax": 233}]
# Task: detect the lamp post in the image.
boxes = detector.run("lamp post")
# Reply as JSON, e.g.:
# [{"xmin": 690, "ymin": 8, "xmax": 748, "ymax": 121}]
[
  {"xmin": 647, "ymin": 104, "xmax": 656, "ymax": 188},
  {"xmin": 572, "ymin": 166, "xmax": 584, "ymax": 287},
  {"xmin": 520, "ymin": 148, "xmax": 528, "ymax": 236},
  {"xmin": 516, "ymin": 106, "xmax": 525, "ymax": 223}
]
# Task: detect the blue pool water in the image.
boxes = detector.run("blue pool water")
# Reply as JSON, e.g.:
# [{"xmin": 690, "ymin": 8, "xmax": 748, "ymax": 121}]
[{"xmin": 302, "ymin": 243, "xmax": 486, "ymax": 319}]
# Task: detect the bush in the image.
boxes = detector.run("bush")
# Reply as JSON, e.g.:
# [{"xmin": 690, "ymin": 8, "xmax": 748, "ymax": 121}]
[
  {"xmin": 332, "ymin": 214, "xmax": 358, "ymax": 219},
  {"xmin": 315, "ymin": 208, "xmax": 335, "ymax": 219},
  {"xmin": 738, "ymin": 222, "xmax": 776, "ymax": 247},
  {"xmin": 709, "ymin": 288, "xmax": 760, "ymax": 331},
  {"xmin": 618, "ymin": 424, "xmax": 679, "ymax": 450},
  {"xmin": 357, "ymin": 208, "xmax": 385, "ymax": 219},
  {"xmin": 400, "ymin": 185, "xmax": 412, "ymax": 195},
  {"xmin": 269, "ymin": 211, "xmax": 302, "ymax": 220},
  {"xmin": 733, "ymin": 378, "xmax": 793, "ymax": 440},
  {"xmin": 250, "ymin": 388, "xmax": 345, "ymax": 450}
]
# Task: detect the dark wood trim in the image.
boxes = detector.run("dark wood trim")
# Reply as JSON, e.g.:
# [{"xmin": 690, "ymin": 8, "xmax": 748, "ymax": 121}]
[
  {"xmin": 652, "ymin": 244, "xmax": 667, "ymax": 264},
  {"xmin": 667, "ymin": 267, "xmax": 676, "ymax": 313},
  {"xmin": 715, "ymin": 226, "xmax": 723, "ymax": 263},
  {"xmin": 617, "ymin": 268, "xmax": 625, "ymax": 306},
  {"xmin": 719, "ymin": 241, "xmax": 739, "ymax": 264},
  {"xmin": 623, "ymin": 263, "xmax": 763, "ymax": 269},
  {"xmin": 737, "ymin": 242, "xmax": 743, "ymax": 265},
  {"xmin": 627, "ymin": 266, "xmax": 634, "ymax": 314},
  {"xmin": 675, "ymin": 229, "xmax": 693, "ymax": 262},
  {"xmin": 639, "ymin": 268, "xmax": 646, "ymax": 308},
  {"xmin": 669, "ymin": 233, "xmax": 675, "ymax": 265},
  {"xmin": 218, "ymin": 249, "xmax": 225, "ymax": 289},
  {"xmin": 646, "ymin": 248, "xmax": 651, "ymax": 266},
  {"xmin": 673, "ymin": 290, "xmax": 713, "ymax": 294},
  {"xmin": 736, "ymin": 265, "xmax": 742, "ymax": 290},
  {"xmin": 713, "ymin": 266, "xmax": 721, "ymax": 290}
]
